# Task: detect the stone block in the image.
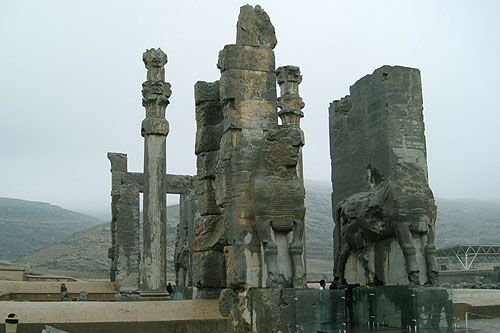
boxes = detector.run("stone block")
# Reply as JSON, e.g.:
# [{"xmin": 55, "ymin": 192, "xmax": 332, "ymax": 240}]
[
  {"xmin": 218, "ymin": 288, "xmax": 237, "ymax": 317},
  {"xmin": 171, "ymin": 286, "xmax": 194, "ymax": 300},
  {"xmin": 248, "ymin": 288, "xmax": 346, "ymax": 332},
  {"xmin": 236, "ymin": 4, "xmax": 277, "ymax": 49},
  {"xmin": 165, "ymin": 174, "xmax": 194, "ymax": 194},
  {"xmin": 196, "ymin": 151, "xmax": 218, "ymax": 180},
  {"xmin": 224, "ymin": 245, "xmax": 261, "ymax": 288},
  {"xmin": 195, "ymin": 100, "xmax": 223, "ymax": 128},
  {"xmin": 217, "ymin": 44, "xmax": 275, "ymax": 72},
  {"xmin": 353, "ymin": 286, "xmax": 454, "ymax": 329},
  {"xmin": 193, "ymin": 215, "xmax": 227, "ymax": 251},
  {"xmin": 194, "ymin": 287, "xmax": 224, "ymax": 299},
  {"xmin": 192, "ymin": 250, "xmax": 226, "ymax": 288},
  {"xmin": 219, "ymin": 69, "xmax": 277, "ymax": 102},
  {"xmin": 194, "ymin": 123, "xmax": 223, "ymax": 155},
  {"xmin": 221, "ymin": 99, "xmax": 277, "ymax": 131},
  {"xmin": 108, "ymin": 152, "xmax": 128, "ymax": 172},
  {"xmin": 194, "ymin": 80, "xmax": 220, "ymax": 105},
  {"xmin": 196, "ymin": 179, "xmax": 219, "ymax": 215}
]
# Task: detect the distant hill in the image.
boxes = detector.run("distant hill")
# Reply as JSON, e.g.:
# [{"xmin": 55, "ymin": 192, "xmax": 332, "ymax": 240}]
[
  {"xmin": 434, "ymin": 197, "xmax": 500, "ymax": 247},
  {"xmin": 13, "ymin": 206, "xmax": 180, "ymax": 279},
  {"xmin": 6, "ymin": 182, "xmax": 500, "ymax": 280},
  {"xmin": 304, "ymin": 180, "xmax": 334, "ymax": 261},
  {"xmin": 0, "ymin": 197, "xmax": 102, "ymax": 260}
]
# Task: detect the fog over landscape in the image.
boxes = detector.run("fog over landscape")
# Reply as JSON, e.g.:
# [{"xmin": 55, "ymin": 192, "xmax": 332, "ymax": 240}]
[{"xmin": 1, "ymin": 1, "xmax": 499, "ymax": 219}]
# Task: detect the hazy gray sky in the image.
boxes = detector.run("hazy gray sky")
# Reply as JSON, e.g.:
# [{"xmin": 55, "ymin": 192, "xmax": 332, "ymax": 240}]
[{"xmin": 1, "ymin": 0, "xmax": 499, "ymax": 217}]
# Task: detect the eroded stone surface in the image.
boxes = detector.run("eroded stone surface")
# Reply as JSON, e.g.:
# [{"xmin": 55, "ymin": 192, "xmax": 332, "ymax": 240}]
[
  {"xmin": 191, "ymin": 6, "xmax": 308, "ymax": 331},
  {"xmin": 236, "ymin": 5, "xmax": 277, "ymax": 49},
  {"xmin": 251, "ymin": 126, "xmax": 306, "ymax": 288},
  {"xmin": 329, "ymin": 65, "xmax": 438, "ymax": 286}
]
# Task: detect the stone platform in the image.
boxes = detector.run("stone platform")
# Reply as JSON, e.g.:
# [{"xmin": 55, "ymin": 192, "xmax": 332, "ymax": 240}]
[
  {"xmin": 353, "ymin": 286, "xmax": 454, "ymax": 329},
  {"xmin": 0, "ymin": 300, "xmax": 231, "ymax": 333},
  {"xmin": 241, "ymin": 287, "xmax": 455, "ymax": 332}
]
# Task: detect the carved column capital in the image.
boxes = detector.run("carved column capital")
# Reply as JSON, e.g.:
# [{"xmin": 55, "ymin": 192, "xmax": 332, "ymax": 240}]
[
  {"xmin": 143, "ymin": 48, "xmax": 167, "ymax": 81},
  {"xmin": 141, "ymin": 48, "xmax": 171, "ymax": 126},
  {"xmin": 277, "ymin": 65, "xmax": 304, "ymax": 127},
  {"xmin": 276, "ymin": 65, "xmax": 302, "ymax": 94}
]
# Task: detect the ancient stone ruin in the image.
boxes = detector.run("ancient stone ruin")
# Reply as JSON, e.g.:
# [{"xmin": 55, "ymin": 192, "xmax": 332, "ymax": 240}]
[
  {"xmin": 193, "ymin": 4, "xmax": 306, "ymax": 301},
  {"xmin": 329, "ymin": 65, "xmax": 438, "ymax": 286},
  {"xmin": 108, "ymin": 49, "xmax": 196, "ymax": 296},
  {"xmin": 106, "ymin": 4, "xmax": 454, "ymax": 332}
]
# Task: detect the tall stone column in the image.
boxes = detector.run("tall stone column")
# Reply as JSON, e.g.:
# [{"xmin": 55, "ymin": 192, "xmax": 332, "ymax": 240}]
[
  {"xmin": 276, "ymin": 65, "xmax": 305, "ymax": 180},
  {"xmin": 276, "ymin": 65, "xmax": 307, "ymax": 279},
  {"xmin": 140, "ymin": 48, "xmax": 171, "ymax": 294}
]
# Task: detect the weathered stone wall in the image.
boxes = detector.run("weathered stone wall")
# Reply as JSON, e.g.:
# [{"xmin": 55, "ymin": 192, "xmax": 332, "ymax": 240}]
[
  {"xmin": 191, "ymin": 80, "xmax": 226, "ymax": 296},
  {"xmin": 329, "ymin": 65, "xmax": 438, "ymax": 286},
  {"xmin": 173, "ymin": 191, "xmax": 196, "ymax": 288},
  {"xmin": 107, "ymin": 153, "xmax": 140, "ymax": 288}
]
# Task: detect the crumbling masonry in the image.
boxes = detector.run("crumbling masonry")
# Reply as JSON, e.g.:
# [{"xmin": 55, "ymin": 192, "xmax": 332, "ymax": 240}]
[
  {"xmin": 329, "ymin": 65, "xmax": 438, "ymax": 286},
  {"xmin": 193, "ymin": 4, "xmax": 307, "ymax": 298},
  {"xmin": 106, "ymin": 4, "xmax": 452, "ymax": 332}
]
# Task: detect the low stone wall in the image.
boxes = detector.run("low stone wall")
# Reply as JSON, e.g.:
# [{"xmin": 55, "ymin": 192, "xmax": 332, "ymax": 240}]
[
  {"xmin": 0, "ymin": 281, "xmax": 117, "ymax": 301},
  {"xmin": 439, "ymin": 269, "xmax": 494, "ymax": 286}
]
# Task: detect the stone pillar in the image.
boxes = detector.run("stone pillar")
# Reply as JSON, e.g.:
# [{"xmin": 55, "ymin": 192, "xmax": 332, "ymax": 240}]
[
  {"xmin": 191, "ymin": 81, "xmax": 227, "ymax": 298},
  {"xmin": 215, "ymin": 4, "xmax": 279, "ymax": 291},
  {"xmin": 115, "ymin": 183, "xmax": 140, "ymax": 288},
  {"xmin": 329, "ymin": 65, "xmax": 438, "ymax": 286},
  {"xmin": 276, "ymin": 65, "xmax": 305, "ymax": 179},
  {"xmin": 107, "ymin": 152, "xmax": 141, "ymax": 288},
  {"xmin": 107, "ymin": 152, "xmax": 128, "ymax": 282},
  {"xmin": 276, "ymin": 65, "xmax": 307, "ymax": 278},
  {"xmin": 174, "ymin": 192, "xmax": 196, "ymax": 287},
  {"xmin": 140, "ymin": 48, "xmax": 171, "ymax": 294}
]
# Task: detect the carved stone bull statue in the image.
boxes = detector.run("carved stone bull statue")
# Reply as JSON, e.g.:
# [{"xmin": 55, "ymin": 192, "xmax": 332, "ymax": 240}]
[
  {"xmin": 334, "ymin": 163, "xmax": 438, "ymax": 286},
  {"xmin": 251, "ymin": 126, "xmax": 307, "ymax": 288}
]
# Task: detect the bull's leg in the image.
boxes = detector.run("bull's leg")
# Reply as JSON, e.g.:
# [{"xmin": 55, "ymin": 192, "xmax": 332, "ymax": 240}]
[
  {"xmin": 178, "ymin": 267, "xmax": 186, "ymax": 287},
  {"xmin": 335, "ymin": 243, "xmax": 351, "ymax": 278},
  {"xmin": 255, "ymin": 217, "xmax": 281, "ymax": 287},
  {"xmin": 424, "ymin": 224, "xmax": 439, "ymax": 286},
  {"xmin": 394, "ymin": 222, "xmax": 420, "ymax": 286},
  {"xmin": 289, "ymin": 220, "xmax": 306, "ymax": 287},
  {"xmin": 359, "ymin": 248, "xmax": 376, "ymax": 286}
]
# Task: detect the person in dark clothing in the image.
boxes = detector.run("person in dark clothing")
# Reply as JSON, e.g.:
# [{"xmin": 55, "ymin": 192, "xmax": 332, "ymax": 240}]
[
  {"xmin": 60, "ymin": 283, "xmax": 68, "ymax": 301},
  {"xmin": 167, "ymin": 283, "xmax": 174, "ymax": 299},
  {"xmin": 342, "ymin": 278, "xmax": 360, "ymax": 325},
  {"xmin": 329, "ymin": 276, "xmax": 343, "ymax": 290}
]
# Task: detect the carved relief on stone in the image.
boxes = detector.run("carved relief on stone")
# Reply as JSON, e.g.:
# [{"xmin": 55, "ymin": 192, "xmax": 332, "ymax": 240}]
[
  {"xmin": 334, "ymin": 164, "xmax": 438, "ymax": 286},
  {"xmin": 251, "ymin": 126, "xmax": 306, "ymax": 288}
]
